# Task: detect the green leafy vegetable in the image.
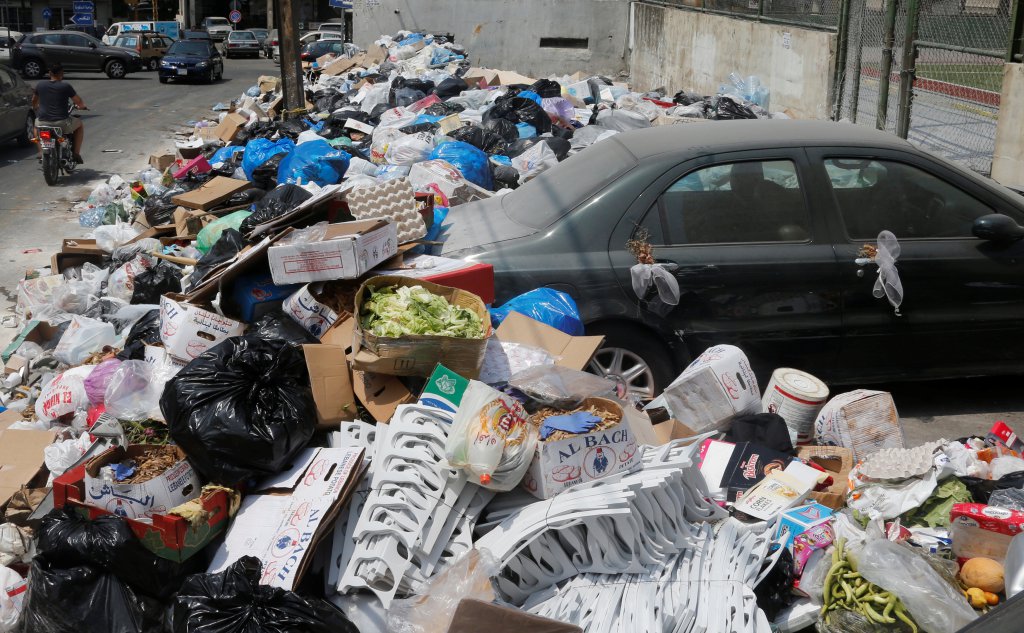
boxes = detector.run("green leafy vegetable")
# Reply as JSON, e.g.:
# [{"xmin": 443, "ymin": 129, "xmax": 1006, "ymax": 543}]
[
  {"xmin": 360, "ymin": 284, "xmax": 485, "ymax": 339},
  {"xmin": 900, "ymin": 477, "xmax": 973, "ymax": 528}
]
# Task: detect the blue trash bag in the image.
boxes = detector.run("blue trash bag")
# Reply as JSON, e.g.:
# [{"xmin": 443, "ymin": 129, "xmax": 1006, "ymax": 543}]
[
  {"xmin": 429, "ymin": 141, "xmax": 494, "ymax": 190},
  {"xmin": 210, "ymin": 145, "xmax": 244, "ymax": 165},
  {"xmin": 516, "ymin": 122, "xmax": 537, "ymax": 139},
  {"xmin": 242, "ymin": 138, "xmax": 295, "ymax": 180},
  {"xmin": 518, "ymin": 90, "xmax": 543, "ymax": 106},
  {"xmin": 490, "ymin": 288, "xmax": 584, "ymax": 335},
  {"xmin": 277, "ymin": 140, "xmax": 351, "ymax": 186}
]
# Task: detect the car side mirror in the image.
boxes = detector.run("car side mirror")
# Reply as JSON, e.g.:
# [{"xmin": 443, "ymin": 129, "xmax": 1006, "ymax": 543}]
[
  {"xmin": 973, "ymin": 213, "xmax": 1024, "ymax": 243},
  {"xmin": 89, "ymin": 42, "xmax": 97, "ymax": 48}
]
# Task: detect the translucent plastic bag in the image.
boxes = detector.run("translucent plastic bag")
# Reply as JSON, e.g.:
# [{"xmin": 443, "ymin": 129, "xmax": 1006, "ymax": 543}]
[
  {"xmin": 106, "ymin": 254, "xmax": 156, "ymax": 303},
  {"xmin": 855, "ymin": 539, "xmax": 976, "ymax": 633},
  {"xmin": 387, "ymin": 549, "xmax": 499, "ymax": 633},
  {"xmin": 83, "ymin": 358, "xmax": 122, "ymax": 405},
  {"xmin": 93, "ymin": 223, "xmax": 141, "ymax": 253},
  {"xmin": 196, "ymin": 210, "xmax": 252, "ymax": 254},
  {"xmin": 444, "ymin": 381, "xmax": 537, "ymax": 491},
  {"xmin": 385, "ymin": 132, "xmax": 434, "ymax": 165},
  {"xmin": 0, "ymin": 564, "xmax": 22, "ymax": 632},
  {"xmin": 509, "ymin": 365, "xmax": 620, "ymax": 410},
  {"xmin": 510, "ymin": 140, "xmax": 558, "ymax": 182},
  {"xmin": 104, "ymin": 360, "xmax": 164, "ymax": 422},
  {"xmin": 631, "ymin": 263, "xmax": 680, "ymax": 305},
  {"xmin": 53, "ymin": 315, "xmax": 118, "ymax": 365},
  {"xmin": 38, "ymin": 364, "xmax": 93, "ymax": 421}
]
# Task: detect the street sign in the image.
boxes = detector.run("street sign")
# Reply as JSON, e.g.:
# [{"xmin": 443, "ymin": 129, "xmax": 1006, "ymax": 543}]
[
  {"xmin": 41, "ymin": 7, "xmax": 51, "ymax": 19},
  {"xmin": 72, "ymin": 1, "xmax": 94, "ymax": 12},
  {"xmin": 329, "ymin": 0, "xmax": 352, "ymax": 7},
  {"xmin": 71, "ymin": 13, "xmax": 93, "ymax": 25},
  {"xmin": 228, "ymin": 9, "xmax": 242, "ymax": 23}
]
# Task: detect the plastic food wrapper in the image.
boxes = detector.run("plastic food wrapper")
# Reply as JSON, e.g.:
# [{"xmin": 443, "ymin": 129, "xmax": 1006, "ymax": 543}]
[
  {"xmin": 445, "ymin": 380, "xmax": 538, "ymax": 490},
  {"xmin": 989, "ymin": 487, "xmax": 1024, "ymax": 512},
  {"xmin": 104, "ymin": 360, "xmax": 164, "ymax": 422},
  {"xmin": 53, "ymin": 315, "xmax": 118, "ymax": 365},
  {"xmin": 847, "ymin": 468, "xmax": 938, "ymax": 521},
  {"xmin": 509, "ymin": 365, "xmax": 620, "ymax": 410},
  {"xmin": 477, "ymin": 339, "xmax": 557, "ymax": 385},
  {"xmin": 160, "ymin": 335, "xmax": 317, "ymax": 486},
  {"xmin": 855, "ymin": 538, "xmax": 977, "ymax": 633},
  {"xmin": 387, "ymin": 549, "xmax": 499, "ymax": 633},
  {"xmin": 171, "ymin": 556, "xmax": 358, "ymax": 633}
]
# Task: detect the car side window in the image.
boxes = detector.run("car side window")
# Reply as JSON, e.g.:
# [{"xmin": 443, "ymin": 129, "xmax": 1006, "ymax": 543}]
[
  {"xmin": 62, "ymin": 34, "xmax": 90, "ymax": 47},
  {"xmin": 37, "ymin": 34, "xmax": 63, "ymax": 45},
  {"xmin": 823, "ymin": 158, "xmax": 993, "ymax": 240},
  {"xmin": 639, "ymin": 159, "xmax": 810, "ymax": 245}
]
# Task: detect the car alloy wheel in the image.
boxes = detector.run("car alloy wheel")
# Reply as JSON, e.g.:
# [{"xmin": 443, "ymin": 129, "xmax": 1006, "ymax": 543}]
[
  {"xmin": 147, "ymin": 57, "xmax": 159, "ymax": 70},
  {"xmin": 587, "ymin": 347, "xmax": 657, "ymax": 401},
  {"xmin": 23, "ymin": 60, "xmax": 42, "ymax": 79},
  {"xmin": 106, "ymin": 60, "xmax": 126, "ymax": 78}
]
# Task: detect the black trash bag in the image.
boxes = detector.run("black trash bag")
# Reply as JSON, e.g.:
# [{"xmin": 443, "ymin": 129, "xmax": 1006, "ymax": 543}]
[
  {"xmin": 434, "ymin": 76, "xmax": 468, "ymax": 99},
  {"xmin": 484, "ymin": 95, "xmax": 552, "ymax": 134},
  {"xmin": 250, "ymin": 312, "xmax": 319, "ymax": 347},
  {"xmin": 314, "ymin": 91, "xmax": 345, "ymax": 112},
  {"xmin": 226, "ymin": 188, "xmax": 267, "ymax": 206},
  {"xmin": 130, "ymin": 258, "xmax": 183, "ymax": 304},
  {"xmin": 961, "ymin": 470, "xmax": 1024, "ymax": 504},
  {"xmin": 544, "ymin": 137, "xmax": 571, "ymax": 161},
  {"xmin": 186, "ymin": 228, "xmax": 246, "ymax": 294},
  {"xmin": 503, "ymin": 137, "xmax": 541, "ymax": 158},
  {"xmin": 550, "ymin": 125, "xmax": 575, "ymax": 141},
  {"xmin": 449, "ymin": 124, "xmax": 485, "ymax": 148},
  {"xmin": 367, "ymin": 102, "xmax": 391, "ymax": 124},
  {"xmin": 238, "ymin": 184, "xmax": 313, "ymax": 238},
  {"xmin": 424, "ymin": 100, "xmax": 464, "ymax": 116},
  {"xmin": 754, "ymin": 544, "xmax": 795, "ymax": 621},
  {"xmin": 399, "ymin": 122, "xmax": 439, "ymax": 135},
  {"xmin": 143, "ymin": 185, "xmax": 189, "ymax": 227},
  {"xmin": 171, "ymin": 556, "xmax": 359, "ymax": 633},
  {"xmin": 492, "ymin": 163, "xmax": 520, "ymax": 190},
  {"xmin": 530, "ymin": 78, "xmax": 562, "ymax": 99},
  {"xmin": 38, "ymin": 508, "xmax": 198, "ymax": 600},
  {"xmin": 117, "ymin": 308, "xmax": 161, "ymax": 361},
  {"xmin": 82, "ymin": 296, "xmax": 127, "ymax": 322},
  {"xmin": 19, "ymin": 556, "xmax": 167, "ymax": 633},
  {"xmin": 393, "ymin": 87, "xmax": 427, "ymax": 107},
  {"xmin": 212, "ymin": 156, "xmax": 242, "ymax": 178},
  {"xmin": 378, "ymin": 61, "xmax": 398, "ymax": 75},
  {"xmin": 724, "ymin": 413, "xmax": 793, "ymax": 454},
  {"xmin": 673, "ymin": 90, "xmax": 704, "ymax": 105},
  {"xmin": 276, "ymin": 119, "xmax": 307, "ymax": 139},
  {"xmin": 389, "ymin": 77, "xmax": 434, "ymax": 107},
  {"xmin": 481, "ymin": 117, "xmax": 519, "ymax": 143},
  {"xmin": 332, "ymin": 109, "xmax": 370, "ymax": 124},
  {"xmin": 710, "ymin": 96, "xmax": 758, "ymax": 120},
  {"xmin": 251, "ymin": 154, "xmax": 285, "ymax": 191},
  {"xmin": 161, "ymin": 335, "xmax": 317, "ymax": 485}
]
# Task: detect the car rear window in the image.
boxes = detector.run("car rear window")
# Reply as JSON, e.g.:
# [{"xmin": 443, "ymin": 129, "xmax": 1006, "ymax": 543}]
[
  {"xmin": 504, "ymin": 137, "xmax": 638, "ymax": 229},
  {"xmin": 231, "ymin": 32, "xmax": 257, "ymax": 40},
  {"xmin": 116, "ymin": 36, "xmax": 138, "ymax": 47}
]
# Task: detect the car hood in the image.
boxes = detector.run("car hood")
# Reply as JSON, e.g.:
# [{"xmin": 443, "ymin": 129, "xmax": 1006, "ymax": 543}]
[
  {"xmin": 440, "ymin": 194, "xmax": 538, "ymax": 256},
  {"xmin": 163, "ymin": 54, "xmax": 210, "ymax": 63}
]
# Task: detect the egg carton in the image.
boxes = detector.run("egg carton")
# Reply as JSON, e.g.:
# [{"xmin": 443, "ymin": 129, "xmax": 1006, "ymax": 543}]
[
  {"xmin": 859, "ymin": 440, "xmax": 945, "ymax": 481},
  {"xmin": 345, "ymin": 177, "xmax": 426, "ymax": 244}
]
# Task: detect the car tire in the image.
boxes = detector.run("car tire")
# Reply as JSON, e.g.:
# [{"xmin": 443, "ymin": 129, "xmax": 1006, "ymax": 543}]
[
  {"xmin": 159, "ymin": 76, "xmax": 169, "ymax": 84},
  {"xmin": 21, "ymin": 58, "xmax": 44, "ymax": 79},
  {"xmin": 105, "ymin": 59, "xmax": 127, "ymax": 79},
  {"xmin": 586, "ymin": 324, "xmax": 677, "ymax": 402},
  {"xmin": 16, "ymin": 112, "xmax": 34, "ymax": 148},
  {"xmin": 147, "ymin": 57, "xmax": 159, "ymax": 71}
]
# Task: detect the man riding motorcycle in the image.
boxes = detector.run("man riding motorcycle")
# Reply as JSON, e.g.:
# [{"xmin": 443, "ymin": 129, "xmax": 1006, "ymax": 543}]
[{"xmin": 32, "ymin": 62, "xmax": 88, "ymax": 164}]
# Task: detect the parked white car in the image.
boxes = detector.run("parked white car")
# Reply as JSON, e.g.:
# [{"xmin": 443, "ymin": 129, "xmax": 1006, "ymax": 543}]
[{"xmin": 201, "ymin": 17, "xmax": 233, "ymax": 41}]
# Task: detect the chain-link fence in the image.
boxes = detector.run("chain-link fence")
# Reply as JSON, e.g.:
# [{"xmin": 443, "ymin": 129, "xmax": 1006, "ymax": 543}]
[
  {"xmin": 658, "ymin": 0, "xmax": 844, "ymax": 28},
  {"xmin": 834, "ymin": 0, "xmax": 1013, "ymax": 175}
]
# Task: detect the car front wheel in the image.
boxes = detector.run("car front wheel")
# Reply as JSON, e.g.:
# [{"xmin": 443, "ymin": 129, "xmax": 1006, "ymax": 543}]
[
  {"xmin": 105, "ymin": 59, "xmax": 127, "ymax": 79},
  {"xmin": 22, "ymin": 59, "xmax": 43, "ymax": 79},
  {"xmin": 586, "ymin": 325, "xmax": 676, "ymax": 403}
]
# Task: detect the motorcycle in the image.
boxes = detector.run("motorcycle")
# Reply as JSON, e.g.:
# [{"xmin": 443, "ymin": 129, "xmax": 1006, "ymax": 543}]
[{"xmin": 36, "ymin": 104, "xmax": 85, "ymax": 186}]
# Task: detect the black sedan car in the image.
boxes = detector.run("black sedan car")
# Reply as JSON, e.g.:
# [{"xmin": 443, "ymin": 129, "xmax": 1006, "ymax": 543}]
[
  {"xmin": 13, "ymin": 30, "xmax": 142, "ymax": 79},
  {"xmin": 443, "ymin": 120, "xmax": 1024, "ymax": 399},
  {"xmin": 158, "ymin": 39, "xmax": 223, "ymax": 84},
  {"xmin": 0, "ymin": 64, "xmax": 34, "ymax": 146},
  {"xmin": 300, "ymin": 39, "xmax": 346, "ymax": 62}
]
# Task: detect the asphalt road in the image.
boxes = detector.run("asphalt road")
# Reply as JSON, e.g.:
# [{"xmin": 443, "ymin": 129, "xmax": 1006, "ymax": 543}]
[{"xmin": 0, "ymin": 55, "xmax": 1018, "ymax": 446}]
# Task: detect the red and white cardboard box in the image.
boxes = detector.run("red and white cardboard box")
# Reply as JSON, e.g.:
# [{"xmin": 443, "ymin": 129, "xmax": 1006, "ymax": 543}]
[
  {"xmin": 159, "ymin": 295, "xmax": 246, "ymax": 361},
  {"xmin": 950, "ymin": 503, "xmax": 1024, "ymax": 563},
  {"xmin": 376, "ymin": 254, "xmax": 495, "ymax": 305},
  {"xmin": 268, "ymin": 220, "xmax": 398, "ymax": 284}
]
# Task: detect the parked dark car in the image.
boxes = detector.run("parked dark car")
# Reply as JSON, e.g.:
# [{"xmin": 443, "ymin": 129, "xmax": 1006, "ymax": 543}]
[
  {"xmin": 442, "ymin": 120, "xmax": 1024, "ymax": 399},
  {"xmin": 13, "ymin": 30, "xmax": 142, "ymax": 79},
  {"xmin": 63, "ymin": 24, "xmax": 107, "ymax": 40},
  {"xmin": 224, "ymin": 30, "xmax": 260, "ymax": 58},
  {"xmin": 183, "ymin": 30, "xmax": 212, "ymax": 41},
  {"xmin": 158, "ymin": 39, "xmax": 222, "ymax": 83},
  {"xmin": 0, "ymin": 64, "xmax": 34, "ymax": 146},
  {"xmin": 300, "ymin": 38, "xmax": 345, "ymax": 62}
]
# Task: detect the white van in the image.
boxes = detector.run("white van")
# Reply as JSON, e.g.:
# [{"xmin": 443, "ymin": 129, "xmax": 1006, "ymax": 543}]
[{"xmin": 103, "ymin": 21, "xmax": 180, "ymax": 45}]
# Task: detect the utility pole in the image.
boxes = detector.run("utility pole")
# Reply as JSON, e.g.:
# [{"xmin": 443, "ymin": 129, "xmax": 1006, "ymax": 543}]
[{"xmin": 276, "ymin": 0, "xmax": 304, "ymax": 115}]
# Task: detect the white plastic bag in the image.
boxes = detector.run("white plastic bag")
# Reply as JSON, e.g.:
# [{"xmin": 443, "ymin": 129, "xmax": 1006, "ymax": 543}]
[
  {"xmin": 104, "ymin": 360, "xmax": 165, "ymax": 422},
  {"xmin": 37, "ymin": 365, "xmax": 92, "ymax": 421},
  {"xmin": 370, "ymin": 127, "xmax": 408, "ymax": 164},
  {"xmin": 53, "ymin": 315, "xmax": 118, "ymax": 365},
  {"xmin": 630, "ymin": 263, "xmax": 680, "ymax": 305},
  {"xmin": 855, "ymin": 538, "xmax": 976, "ymax": 633},
  {"xmin": 106, "ymin": 254, "xmax": 156, "ymax": 303},
  {"xmin": 385, "ymin": 132, "xmax": 434, "ymax": 165},
  {"xmin": 44, "ymin": 433, "xmax": 93, "ymax": 484},
  {"xmin": 93, "ymin": 223, "xmax": 141, "ymax": 252},
  {"xmin": 510, "ymin": 141, "xmax": 558, "ymax": 182},
  {"xmin": 444, "ymin": 381, "xmax": 537, "ymax": 491},
  {"xmin": 0, "ymin": 564, "xmax": 22, "ymax": 632},
  {"xmin": 0, "ymin": 524, "xmax": 32, "ymax": 567}
]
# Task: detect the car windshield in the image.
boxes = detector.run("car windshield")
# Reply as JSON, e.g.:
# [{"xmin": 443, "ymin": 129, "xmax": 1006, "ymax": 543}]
[
  {"xmin": 503, "ymin": 137, "xmax": 638, "ymax": 229},
  {"xmin": 168, "ymin": 41, "xmax": 210, "ymax": 55},
  {"xmin": 113, "ymin": 36, "xmax": 137, "ymax": 47},
  {"xmin": 231, "ymin": 32, "xmax": 256, "ymax": 40},
  {"xmin": 207, "ymin": 18, "xmax": 229, "ymax": 26}
]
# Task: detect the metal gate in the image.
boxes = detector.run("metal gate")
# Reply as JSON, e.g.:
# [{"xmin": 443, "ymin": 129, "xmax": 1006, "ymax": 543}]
[{"xmin": 833, "ymin": 0, "xmax": 1020, "ymax": 176}]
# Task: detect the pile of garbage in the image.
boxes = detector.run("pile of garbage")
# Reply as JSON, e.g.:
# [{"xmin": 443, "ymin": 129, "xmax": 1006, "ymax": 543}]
[{"xmin": 0, "ymin": 29, "xmax": 1017, "ymax": 633}]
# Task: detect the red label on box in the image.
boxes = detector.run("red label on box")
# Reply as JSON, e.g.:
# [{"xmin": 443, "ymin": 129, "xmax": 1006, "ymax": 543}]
[
  {"xmin": 282, "ymin": 252, "xmax": 345, "ymax": 274},
  {"xmin": 951, "ymin": 503, "xmax": 1024, "ymax": 536}
]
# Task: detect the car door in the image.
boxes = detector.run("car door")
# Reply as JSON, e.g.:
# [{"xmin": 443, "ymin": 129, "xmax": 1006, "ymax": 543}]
[
  {"xmin": 609, "ymin": 148, "xmax": 844, "ymax": 379},
  {"xmin": 32, "ymin": 33, "xmax": 64, "ymax": 66},
  {"xmin": 0, "ymin": 67, "xmax": 15, "ymax": 138},
  {"xmin": 60, "ymin": 33, "xmax": 101, "ymax": 70},
  {"xmin": 804, "ymin": 147, "xmax": 1024, "ymax": 380}
]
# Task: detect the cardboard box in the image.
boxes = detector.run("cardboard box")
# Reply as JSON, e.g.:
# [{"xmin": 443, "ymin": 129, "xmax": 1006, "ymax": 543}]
[
  {"xmin": 377, "ymin": 255, "xmax": 496, "ymax": 305},
  {"xmin": 0, "ymin": 426, "xmax": 56, "ymax": 507},
  {"xmin": 172, "ymin": 155, "xmax": 212, "ymax": 180},
  {"xmin": 447, "ymin": 599, "xmax": 582, "ymax": 633},
  {"xmin": 652, "ymin": 419, "xmax": 698, "ymax": 445},
  {"xmin": 418, "ymin": 364, "xmax": 469, "ymax": 414},
  {"xmin": 53, "ymin": 464, "xmax": 233, "ymax": 562},
  {"xmin": 494, "ymin": 312, "xmax": 604, "ymax": 371},
  {"xmin": 257, "ymin": 75, "xmax": 279, "ymax": 93},
  {"xmin": 647, "ymin": 344, "xmax": 760, "ymax": 435},
  {"xmin": 267, "ymin": 96, "xmax": 284, "ymax": 119},
  {"xmin": 83, "ymin": 445, "xmax": 202, "ymax": 520},
  {"xmin": 775, "ymin": 502, "xmax": 833, "ymax": 550},
  {"xmin": 351, "ymin": 368, "xmax": 415, "ymax": 423},
  {"xmin": 2, "ymin": 320, "xmax": 61, "ymax": 363},
  {"xmin": 214, "ymin": 112, "xmax": 248, "ymax": 143},
  {"xmin": 521, "ymin": 397, "xmax": 638, "ymax": 499},
  {"xmin": 173, "ymin": 207, "xmax": 212, "ymax": 238},
  {"xmin": 228, "ymin": 272, "xmax": 302, "ymax": 322},
  {"xmin": 143, "ymin": 344, "xmax": 188, "ymax": 376},
  {"xmin": 812, "ymin": 390, "xmax": 904, "ymax": 463},
  {"xmin": 733, "ymin": 470, "xmax": 813, "ymax": 521},
  {"xmin": 60, "ymin": 238, "xmax": 102, "ymax": 255},
  {"xmin": 796, "ymin": 446, "xmax": 853, "ymax": 510},
  {"xmin": 303, "ymin": 343, "xmax": 356, "ymax": 428},
  {"xmin": 171, "ymin": 176, "xmax": 251, "ymax": 211},
  {"xmin": 267, "ymin": 220, "xmax": 399, "ymax": 285},
  {"xmin": 950, "ymin": 503, "xmax": 1024, "ymax": 563},
  {"xmin": 149, "ymin": 153, "xmax": 176, "ymax": 171},
  {"xmin": 721, "ymin": 442, "xmax": 796, "ymax": 501},
  {"xmin": 159, "ymin": 295, "xmax": 246, "ymax": 361},
  {"xmin": 352, "ymin": 276, "xmax": 491, "ymax": 379},
  {"xmin": 51, "ymin": 251, "xmax": 105, "ymax": 274},
  {"xmin": 208, "ymin": 446, "xmax": 365, "ymax": 589},
  {"xmin": 283, "ymin": 283, "xmax": 347, "ymax": 338}
]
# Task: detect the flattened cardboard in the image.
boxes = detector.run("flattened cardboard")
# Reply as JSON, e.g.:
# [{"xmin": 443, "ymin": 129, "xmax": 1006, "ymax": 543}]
[
  {"xmin": 303, "ymin": 343, "xmax": 356, "ymax": 428},
  {"xmin": 2, "ymin": 320, "xmax": 61, "ymax": 363},
  {"xmin": 653, "ymin": 419, "xmax": 698, "ymax": 445},
  {"xmin": 149, "ymin": 153, "xmax": 176, "ymax": 171},
  {"xmin": 267, "ymin": 219, "xmax": 399, "ymax": 284},
  {"xmin": 351, "ymin": 368, "xmax": 415, "ymax": 423},
  {"xmin": 0, "ymin": 427, "xmax": 57, "ymax": 506},
  {"xmin": 171, "ymin": 177, "xmax": 251, "ymax": 211},
  {"xmin": 257, "ymin": 75, "xmax": 279, "ymax": 93},
  {"xmin": 61, "ymin": 238, "xmax": 102, "ymax": 255},
  {"xmin": 796, "ymin": 445, "xmax": 853, "ymax": 510},
  {"xmin": 214, "ymin": 112, "xmax": 248, "ymax": 143},
  {"xmin": 495, "ymin": 312, "xmax": 603, "ymax": 371},
  {"xmin": 447, "ymin": 599, "xmax": 582, "ymax": 633}
]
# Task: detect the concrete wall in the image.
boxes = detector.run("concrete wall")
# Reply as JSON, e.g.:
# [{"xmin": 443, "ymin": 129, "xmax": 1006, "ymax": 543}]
[
  {"xmin": 630, "ymin": 2, "xmax": 836, "ymax": 120},
  {"xmin": 352, "ymin": 0, "xmax": 630, "ymax": 79},
  {"xmin": 991, "ymin": 63, "xmax": 1024, "ymax": 186}
]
